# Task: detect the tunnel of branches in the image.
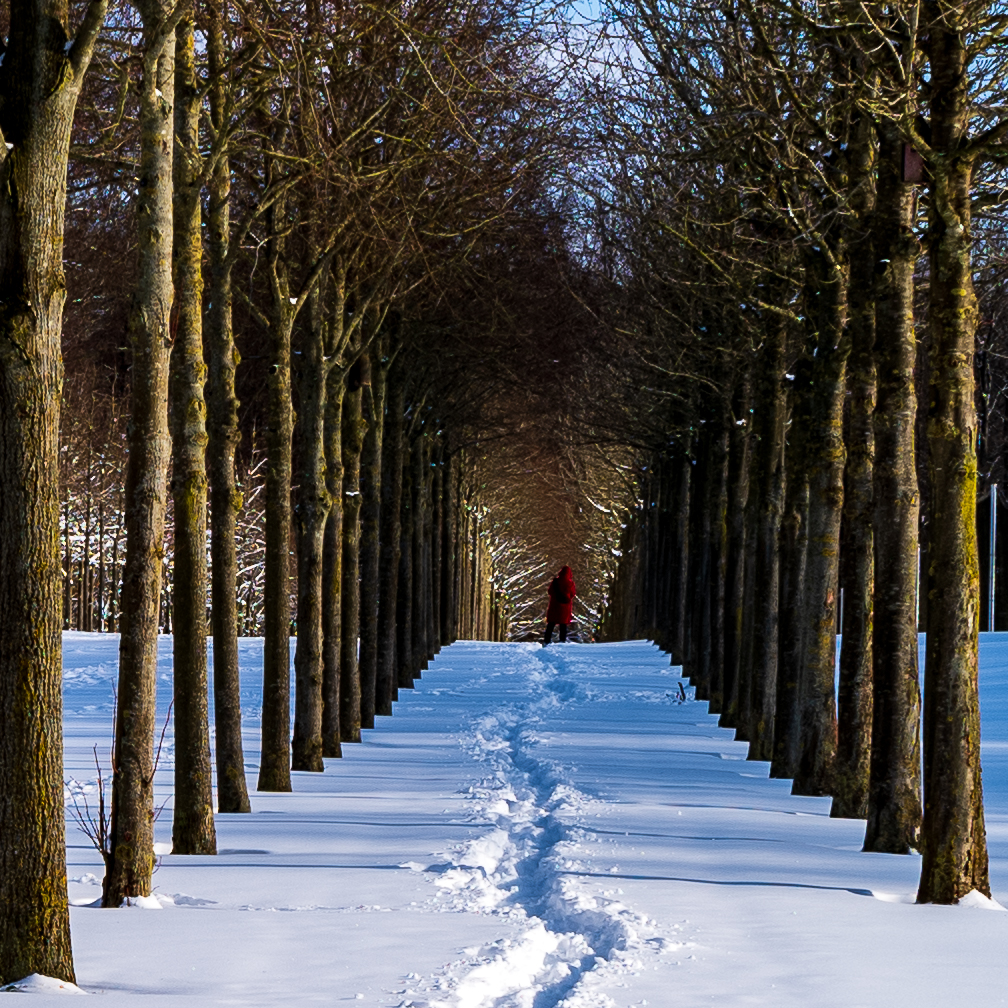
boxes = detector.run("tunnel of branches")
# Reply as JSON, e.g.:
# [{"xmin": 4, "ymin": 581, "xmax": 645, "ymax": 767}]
[{"xmin": 9, "ymin": 0, "xmax": 1008, "ymax": 952}]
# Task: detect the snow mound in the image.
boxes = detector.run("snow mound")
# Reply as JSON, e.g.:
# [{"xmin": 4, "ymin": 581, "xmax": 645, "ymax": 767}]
[
  {"xmin": 956, "ymin": 890, "xmax": 1007, "ymax": 911},
  {"xmin": 0, "ymin": 973, "xmax": 87, "ymax": 995}
]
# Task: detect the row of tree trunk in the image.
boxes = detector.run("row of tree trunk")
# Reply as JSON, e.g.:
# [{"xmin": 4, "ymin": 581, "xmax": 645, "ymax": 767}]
[
  {"xmin": 602, "ymin": 287, "xmax": 989, "ymax": 903},
  {"xmin": 601, "ymin": 110, "xmax": 989, "ymax": 906}
]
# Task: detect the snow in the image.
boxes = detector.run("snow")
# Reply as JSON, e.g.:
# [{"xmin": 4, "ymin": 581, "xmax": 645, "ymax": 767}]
[{"xmin": 48, "ymin": 631, "xmax": 1008, "ymax": 1005}]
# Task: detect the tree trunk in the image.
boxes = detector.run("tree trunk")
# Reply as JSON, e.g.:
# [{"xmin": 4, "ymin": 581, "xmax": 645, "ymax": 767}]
[
  {"xmin": 205, "ymin": 0, "xmax": 250, "ymax": 814},
  {"xmin": 321, "ymin": 378, "xmax": 344, "ymax": 757},
  {"xmin": 441, "ymin": 450, "xmax": 457, "ymax": 645},
  {"xmin": 669, "ymin": 454, "xmax": 690, "ymax": 666},
  {"xmin": 721, "ymin": 383, "xmax": 752, "ymax": 729},
  {"xmin": 746, "ymin": 314, "xmax": 787, "ymax": 760},
  {"xmin": 431, "ymin": 450, "xmax": 442, "ymax": 654},
  {"xmin": 359, "ymin": 344, "xmax": 384, "ymax": 728},
  {"xmin": 771, "ymin": 361, "xmax": 811, "ymax": 780},
  {"xmin": 411, "ymin": 433, "xmax": 428, "ymax": 670},
  {"xmin": 377, "ymin": 361, "xmax": 404, "ymax": 712},
  {"xmin": 685, "ymin": 437, "xmax": 709, "ymax": 690},
  {"xmin": 257, "ymin": 219, "xmax": 297, "ymax": 793},
  {"xmin": 170, "ymin": 13, "xmax": 216, "ymax": 854},
  {"xmin": 708, "ymin": 416, "xmax": 730, "ymax": 712},
  {"xmin": 833, "ymin": 115, "xmax": 878, "ymax": 821},
  {"xmin": 291, "ymin": 289, "xmax": 332, "ymax": 772},
  {"xmin": 340, "ymin": 358, "xmax": 367, "ymax": 742},
  {"xmin": 917, "ymin": 16, "xmax": 990, "ymax": 903},
  {"xmin": 105, "ymin": 3, "xmax": 177, "ymax": 905},
  {"xmin": 397, "ymin": 438, "xmax": 415, "ymax": 686},
  {"xmin": 793, "ymin": 247, "xmax": 847, "ymax": 797},
  {"xmin": 0, "ymin": 0, "xmax": 105, "ymax": 978},
  {"xmin": 864, "ymin": 123, "xmax": 922, "ymax": 850}
]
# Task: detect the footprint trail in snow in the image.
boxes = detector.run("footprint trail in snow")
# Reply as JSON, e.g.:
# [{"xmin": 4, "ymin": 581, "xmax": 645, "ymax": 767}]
[{"xmin": 406, "ymin": 645, "xmax": 689, "ymax": 1008}]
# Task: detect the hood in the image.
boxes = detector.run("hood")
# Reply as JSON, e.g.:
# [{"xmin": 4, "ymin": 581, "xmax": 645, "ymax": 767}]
[{"xmin": 556, "ymin": 565, "xmax": 573, "ymax": 583}]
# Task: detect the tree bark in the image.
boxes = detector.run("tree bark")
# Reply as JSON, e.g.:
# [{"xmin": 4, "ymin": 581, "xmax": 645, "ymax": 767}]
[
  {"xmin": 441, "ymin": 450, "xmax": 457, "ymax": 645},
  {"xmin": 707, "ymin": 415, "xmax": 730, "ymax": 712},
  {"xmin": 746, "ymin": 314, "xmax": 787, "ymax": 760},
  {"xmin": 0, "ymin": 0, "xmax": 105, "ymax": 979},
  {"xmin": 917, "ymin": 13, "xmax": 990, "ymax": 902},
  {"xmin": 864, "ymin": 124, "xmax": 922, "ymax": 850},
  {"xmin": 321, "ymin": 377, "xmax": 344, "ymax": 757},
  {"xmin": 205, "ymin": 0, "xmax": 250, "ymax": 814},
  {"xmin": 397, "ymin": 436, "xmax": 415, "ymax": 686},
  {"xmin": 833, "ymin": 115, "xmax": 878, "ymax": 821},
  {"xmin": 257, "ymin": 207, "xmax": 297, "ymax": 793},
  {"xmin": 771, "ymin": 361, "xmax": 811, "ymax": 780},
  {"xmin": 106, "ymin": 1, "xmax": 178, "ymax": 905},
  {"xmin": 340, "ymin": 357, "xmax": 367, "ymax": 742},
  {"xmin": 669, "ymin": 454, "xmax": 691, "ymax": 666},
  {"xmin": 359, "ymin": 343, "xmax": 385, "ymax": 728},
  {"xmin": 721, "ymin": 385, "xmax": 751, "ymax": 730},
  {"xmin": 170, "ymin": 13, "xmax": 216, "ymax": 854},
  {"xmin": 793, "ymin": 247, "xmax": 847, "ymax": 797},
  {"xmin": 291, "ymin": 286, "xmax": 333, "ymax": 772},
  {"xmin": 411, "ymin": 433, "xmax": 428, "ymax": 669},
  {"xmin": 377, "ymin": 361, "xmax": 404, "ymax": 711}
]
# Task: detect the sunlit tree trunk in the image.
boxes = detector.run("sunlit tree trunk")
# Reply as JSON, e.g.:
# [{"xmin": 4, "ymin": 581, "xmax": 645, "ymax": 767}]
[
  {"xmin": 292, "ymin": 283, "xmax": 334, "ymax": 772},
  {"xmin": 0, "ymin": 0, "xmax": 106, "ymax": 979},
  {"xmin": 170, "ymin": 13, "xmax": 216, "ymax": 853},
  {"xmin": 917, "ymin": 13, "xmax": 990, "ymax": 902},
  {"xmin": 205, "ymin": 0, "xmax": 250, "ymax": 813},
  {"xmin": 864, "ymin": 124, "xmax": 921, "ymax": 850},
  {"xmin": 834, "ymin": 113, "xmax": 877, "ymax": 821},
  {"xmin": 106, "ymin": 0, "xmax": 178, "ymax": 905}
]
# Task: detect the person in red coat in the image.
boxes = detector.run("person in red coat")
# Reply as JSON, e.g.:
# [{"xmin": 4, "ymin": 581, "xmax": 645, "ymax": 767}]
[{"xmin": 543, "ymin": 565, "xmax": 576, "ymax": 645}]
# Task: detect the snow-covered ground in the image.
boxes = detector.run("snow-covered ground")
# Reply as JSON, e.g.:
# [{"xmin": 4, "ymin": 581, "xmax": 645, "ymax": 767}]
[{"xmin": 49, "ymin": 632, "xmax": 1008, "ymax": 1006}]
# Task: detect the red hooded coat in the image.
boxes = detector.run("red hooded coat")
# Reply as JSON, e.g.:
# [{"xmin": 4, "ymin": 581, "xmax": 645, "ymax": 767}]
[{"xmin": 546, "ymin": 566, "xmax": 576, "ymax": 624}]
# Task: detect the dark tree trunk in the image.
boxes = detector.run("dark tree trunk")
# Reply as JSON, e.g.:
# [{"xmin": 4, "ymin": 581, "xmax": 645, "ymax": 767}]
[
  {"xmin": 359, "ymin": 344, "xmax": 385, "ymax": 728},
  {"xmin": 720, "ymin": 381, "xmax": 752, "ymax": 730},
  {"xmin": 340, "ymin": 357, "xmax": 367, "ymax": 741},
  {"xmin": 746, "ymin": 315, "xmax": 787, "ymax": 759},
  {"xmin": 685, "ymin": 438, "xmax": 709, "ymax": 691},
  {"xmin": 431, "ymin": 450, "xmax": 442, "ymax": 654},
  {"xmin": 397, "ymin": 438, "xmax": 415, "ymax": 687},
  {"xmin": 291, "ymin": 287, "xmax": 333, "ymax": 772},
  {"xmin": 411, "ymin": 433, "xmax": 427, "ymax": 671},
  {"xmin": 793, "ymin": 247, "xmax": 847, "ymax": 797},
  {"xmin": 918, "ymin": 16, "xmax": 990, "ymax": 903},
  {"xmin": 833, "ymin": 123, "xmax": 878, "ymax": 821},
  {"xmin": 205, "ymin": 0, "xmax": 250, "ymax": 813},
  {"xmin": 0, "ymin": 0, "xmax": 105, "ymax": 979},
  {"xmin": 170, "ymin": 14, "xmax": 216, "ymax": 854},
  {"xmin": 321, "ymin": 378, "xmax": 344, "ymax": 757},
  {"xmin": 441, "ymin": 450, "xmax": 457, "ymax": 645},
  {"xmin": 708, "ymin": 415, "xmax": 730, "ymax": 712},
  {"xmin": 377, "ymin": 362, "xmax": 404, "ymax": 712},
  {"xmin": 106, "ymin": 2, "xmax": 178, "ymax": 904},
  {"xmin": 257, "ymin": 214, "xmax": 297, "ymax": 793},
  {"xmin": 669, "ymin": 454, "xmax": 691, "ymax": 666},
  {"xmin": 771, "ymin": 361, "xmax": 811, "ymax": 780},
  {"xmin": 864, "ymin": 124, "xmax": 922, "ymax": 850}
]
